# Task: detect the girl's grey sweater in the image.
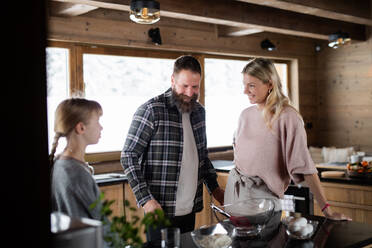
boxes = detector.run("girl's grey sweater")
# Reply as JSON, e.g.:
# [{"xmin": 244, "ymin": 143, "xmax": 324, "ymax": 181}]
[{"xmin": 51, "ymin": 157, "xmax": 101, "ymax": 220}]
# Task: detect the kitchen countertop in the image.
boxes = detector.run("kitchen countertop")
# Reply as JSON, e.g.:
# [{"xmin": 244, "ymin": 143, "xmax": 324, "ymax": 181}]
[
  {"xmin": 92, "ymin": 160, "xmax": 372, "ymax": 187},
  {"xmin": 93, "ymin": 173, "xmax": 127, "ymax": 186},
  {"xmin": 212, "ymin": 160, "xmax": 372, "ymax": 186},
  {"xmin": 176, "ymin": 214, "xmax": 372, "ymax": 248}
]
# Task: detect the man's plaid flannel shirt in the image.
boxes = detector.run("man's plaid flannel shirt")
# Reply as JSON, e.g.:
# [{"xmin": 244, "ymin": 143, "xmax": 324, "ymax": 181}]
[{"xmin": 121, "ymin": 88, "xmax": 219, "ymax": 217}]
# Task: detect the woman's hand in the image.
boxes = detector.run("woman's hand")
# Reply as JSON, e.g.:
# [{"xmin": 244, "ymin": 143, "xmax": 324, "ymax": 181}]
[
  {"xmin": 304, "ymin": 174, "xmax": 352, "ymax": 221},
  {"xmin": 323, "ymin": 207, "xmax": 352, "ymax": 221}
]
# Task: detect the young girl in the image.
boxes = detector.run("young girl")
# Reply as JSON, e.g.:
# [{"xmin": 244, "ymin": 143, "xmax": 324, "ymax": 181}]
[
  {"xmin": 50, "ymin": 98, "xmax": 103, "ymax": 220},
  {"xmin": 225, "ymin": 58, "xmax": 351, "ymax": 221}
]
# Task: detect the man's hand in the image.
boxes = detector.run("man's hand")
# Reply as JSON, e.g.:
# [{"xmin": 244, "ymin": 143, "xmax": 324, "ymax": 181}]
[
  {"xmin": 143, "ymin": 199, "xmax": 162, "ymax": 213},
  {"xmin": 212, "ymin": 187, "xmax": 225, "ymax": 205}
]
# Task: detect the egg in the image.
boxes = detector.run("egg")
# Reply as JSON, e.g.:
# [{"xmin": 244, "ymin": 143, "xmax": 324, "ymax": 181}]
[
  {"xmin": 292, "ymin": 217, "xmax": 307, "ymax": 227},
  {"xmin": 289, "ymin": 223, "xmax": 302, "ymax": 232},
  {"xmin": 299, "ymin": 223, "xmax": 314, "ymax": 236},
  {"xmin": 288, "ymin": 217, "xmax": 308, "ymax": 233}
]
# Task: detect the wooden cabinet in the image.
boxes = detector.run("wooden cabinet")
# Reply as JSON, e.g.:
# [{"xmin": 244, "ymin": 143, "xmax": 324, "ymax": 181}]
[
  {"xmin": 313, "ymin": 182, "xmax": 372, "ymax": 224},
  {"xmin": 97, "ymin": 171, "xmax": 237, "ymax": 240},
  {"xmin": 124, "ymin": 182, "xmax": 146, "ymax": 241},
  {"xmin": 195, "ymin": 172, "xmax": 229, "ymax": 228},
  {"xmin": 211, "ymin": 172, "xmax": 229, "ymax": 224},
  {"xmin": 195, "ymin": 185, "xmax": 213, "ymax": 229},
  {"xmin": 99, "ymin": 182, "xmax": 147, "ymax": 241},
  {"xmin": 99, "ymin": 183, "xmax": 125, "ymax": 218}
]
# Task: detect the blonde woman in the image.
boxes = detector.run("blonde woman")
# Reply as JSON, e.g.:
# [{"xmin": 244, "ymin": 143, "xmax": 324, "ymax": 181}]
[
  {"xmin": 50, "ymin": 98, "xmax": 103, "ymax": 219},
  {"xmin": 225, "ymin": 58, "xmax": 351, "ymax": 221}
]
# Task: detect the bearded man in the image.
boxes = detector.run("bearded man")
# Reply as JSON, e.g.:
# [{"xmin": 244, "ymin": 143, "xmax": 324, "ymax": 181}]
[{"xmin": 121, "ymin": 55, "xmax": 224, "ymax": 243}]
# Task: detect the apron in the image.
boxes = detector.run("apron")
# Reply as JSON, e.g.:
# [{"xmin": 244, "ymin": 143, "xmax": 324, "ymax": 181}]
[{"xmin": 224, "ymin": 167, "xmax": 282, "ymax": 211}]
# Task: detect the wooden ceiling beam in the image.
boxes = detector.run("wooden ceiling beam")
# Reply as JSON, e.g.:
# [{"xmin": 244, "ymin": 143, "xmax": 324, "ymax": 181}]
[
  {"xmin": 236, "ymin": 0, "xmax": 372, "ymax": 26},
  {"xmin": 217, "ymin": 26, "xmax": 263, "ymax": 37},
  {"xmin": 52, "ymin": 0, "xmax": 129, "ymax": 12},
  {"xmin": 51, "ymin": 2, "xmax": 98, "ymax": 16},
  {"xmin": 51, "ymin": 0, "xmax": 367, "ymax": 41}
]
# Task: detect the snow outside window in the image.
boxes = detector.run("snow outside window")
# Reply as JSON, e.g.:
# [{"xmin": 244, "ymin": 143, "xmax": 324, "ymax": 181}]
[
  {"xmin": 46, "ymin": 47, "xmax": 69, "ymax": 154},
  {"xmin": 83, "ymin": 54, "xmax": 173, "ymax": 152}
]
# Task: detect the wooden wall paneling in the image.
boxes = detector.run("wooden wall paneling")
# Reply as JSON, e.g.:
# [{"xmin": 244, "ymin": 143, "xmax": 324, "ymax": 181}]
[
  {"xmin": 79, "ymin": 43, "xmax": 183, "ymax": 59},
  {"xmin": 318, "ymin": 116, "xmax": 372, "ymax": 131},
  {"xmin": 299, "ymin": 78, "xmax": 318, "ymax": 95},
  {"xmin": 316, "ymin": 28, "xmax": 372, "ymax": 151},
  {"xmin": 318, "ymin": 106, "xmax": 372, "ymax": 125},
  {"xmin": 300, "ymin": 105, "xmax": 318, "ymax": 120},
  {"xmin": 317, "ymin": 44, "xmax": 372, "ymax": 66},
  {"xmin": 237, "ymin": 0, "xmax": 372, "ymax": 25},
  {"xmin": 47, "ymin": 16, "xmax": 317, "ymax": 58},
  {"xmin": 297, "ymin": 55, "xmax": 317, "ymax": 146},
  {"xmin": 90, "ymin": 160, "xmax": 123, "ymax": 174},
  {"xmin": 316, "ymin": 129, "xmax": 350, "ymax": 145},
  {"xmin": 317, "ymin": 68, "xmax": 372, "ymax": 85},
  {"xmin": 319, "ymin": 91, "xmax": 372, "ymax": 107}
]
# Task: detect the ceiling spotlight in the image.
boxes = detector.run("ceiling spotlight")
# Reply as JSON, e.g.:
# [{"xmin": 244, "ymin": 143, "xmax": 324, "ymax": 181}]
[
  {"xmin": 328, "ymin": 31, "xmax": 351, "ymax": 49},
  {"xmin": 261, "ymin": 39, "xmax": 276, "ymax": 51},
  {"xmin": 130, "ymin": 0, "xmax": 160, "ymax": 24},
  {"xmin": 315, "ymin": 44, "xmax": 322, "ymax": 52},
  {"xmin": 148, "ymin": 27, "xmax": 162, "ymax": 45}
]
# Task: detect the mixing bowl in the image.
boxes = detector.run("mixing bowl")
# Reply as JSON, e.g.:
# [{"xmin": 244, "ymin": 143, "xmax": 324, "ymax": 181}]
[
  {"xmin": 211, "ymin": 198, "xmax": 276, "ymax": 238},
  {"xmin": 191, "ymin": 223, "xmax": 232, "ymax": 248}
]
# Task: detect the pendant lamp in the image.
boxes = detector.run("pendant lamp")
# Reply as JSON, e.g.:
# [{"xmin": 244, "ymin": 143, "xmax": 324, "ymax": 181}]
[
  {"xmin": 130, "ymin": 0, "xmax": 160, "ymax": 24},
  {"xmin": 328, "ymin": 31, "xmax": 351, "ymax": 49}
]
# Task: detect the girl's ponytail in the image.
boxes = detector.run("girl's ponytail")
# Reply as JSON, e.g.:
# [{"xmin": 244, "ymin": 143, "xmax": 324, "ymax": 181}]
[{"xmin": 49, "ymin": 132, "xmax": 63, "ymax": 167}]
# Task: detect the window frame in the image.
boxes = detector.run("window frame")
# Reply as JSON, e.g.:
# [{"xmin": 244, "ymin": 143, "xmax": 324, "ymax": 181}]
[{"xmin": 47, "ymin": 41, "xmax": 291, "ymax": 162}]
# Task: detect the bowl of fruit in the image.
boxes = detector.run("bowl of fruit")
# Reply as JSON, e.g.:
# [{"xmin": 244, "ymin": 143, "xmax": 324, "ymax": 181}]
[{"xmin": 346, "ymin": 160, "xmax": 372, "ymax": 178}]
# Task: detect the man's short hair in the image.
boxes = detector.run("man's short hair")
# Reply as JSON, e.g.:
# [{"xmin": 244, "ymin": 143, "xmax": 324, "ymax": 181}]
[{"xmin": 173, "ymin": 55, "xmax": 202, "ymax": 75}]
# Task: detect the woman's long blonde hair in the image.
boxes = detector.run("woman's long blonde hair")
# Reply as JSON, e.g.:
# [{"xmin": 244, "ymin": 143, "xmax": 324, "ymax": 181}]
[
  {"xmin": 49, "ymin": 98, "xmax": 102, "ymax": 166},
  {"xmin": 242, "ymin": 58, "xmax": 297, "ymax": 128}
]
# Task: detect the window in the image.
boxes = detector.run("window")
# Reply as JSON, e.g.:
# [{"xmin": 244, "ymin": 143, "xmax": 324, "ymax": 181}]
[
  {"xmin": 45, "ymin": 43, "xmax": 291, "ymax": 158},
  {"xmin": 46, "ymin": 47, "xmax": 69, "ymax": 153},
  {"xmin": 204, "ymin": 58, "xmax": 288, "ymax": 147},
  {"xmin": 83, "ymin": 54, "xmax": 174, "ymax": 152}
]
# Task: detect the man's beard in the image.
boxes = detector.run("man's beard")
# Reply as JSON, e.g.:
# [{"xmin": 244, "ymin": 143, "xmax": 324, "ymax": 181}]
[{"xmin": 171, "ymin": 89, "xmax": 198, "ymax": 113}]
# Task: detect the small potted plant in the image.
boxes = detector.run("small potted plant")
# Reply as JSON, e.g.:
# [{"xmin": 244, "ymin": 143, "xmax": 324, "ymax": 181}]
[{"xmin": 91, "ymin": 193, "xmax": 171, "ymax": 248}]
